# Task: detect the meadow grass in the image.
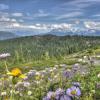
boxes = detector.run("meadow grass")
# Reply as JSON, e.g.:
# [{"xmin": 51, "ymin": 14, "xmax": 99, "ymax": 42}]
[{"xmin": 0, "ymin": 36, "xmax": 100, "ymax": 100}]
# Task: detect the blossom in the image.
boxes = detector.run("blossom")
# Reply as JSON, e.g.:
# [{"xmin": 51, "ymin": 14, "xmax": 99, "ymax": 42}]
[
  {"xmin": 27, "ymin": 91, "xmax": 32, "ymax": 96},
  {"xmin": 15, "ymin": 82, "xmax": 26, "ymax": 91},
  {"xmin": 7, "ymin": 68, "xmax": 22, "ymax": 77},
  {"xmin": 72, "ymin": 63, "xmax": 80, "ymax": 73},
  {"xmin": 15, "ymin": 81, "xmax": 23, "ymax": 88},
  {"xmin": 60, "ymin": 95, "xmax": 72, "ymax": 100},
  {"xmin": 55, "ymin": 88, "xmax": 64, "ymax": 99},
  {"xmin": 43, "ymin": 91, "xmax": 55, "ymax": 100},
  {"xmin": 97, "ymin": 73, "xmax": 100, "ymax": 78},
  {"xmin": 1, "ymin": 91, "xmax": 7, "ymax": 96},
  {"xmin": 23, "ymin": 81, "xmax": 30, "ymax": 87},
  {"xmin": 66, "ymin": 86, "xmax": 81, "ymax": 97},
  {"xmin": 54, "ymin": 65, "xmax": 59, "ymax": 67},
  {"xmin": 60, "ymin": 64, "xmax": 67, "ymax": 67},
  {"xmin": 7, "ymin": 68, "xmax": 26, "ymax": 79},
  {"xmin": 0, "ymin": 53, "xmax": 11, "ymax": 59},
  {"xmin": 43, "ymin": 89, "xmax": 72, "ymax": 100},
  {"xmin": 35, "ymin": 72, "xmax": 42, "ymax": 80},
  {"xmin": 78, "ymin": 59, "xmax": 83, "ymax": 62},
  {"xmin": 83, "ymin": 56, "xmax": 87, "ymax": 59},
  {"xmin": 63, "ymin": 69, "xmax": 72, "ymax": 78},
  {"xmin": 27, "ymin": 71, "xmax": 35, "ymax": 78},
  {"xmin": 72, "ymin": 82, "xmax": 80, "ymax": 87},
  {"xmin": 96, "ymin": 82, "xmax": 100, "ymax": 89}
]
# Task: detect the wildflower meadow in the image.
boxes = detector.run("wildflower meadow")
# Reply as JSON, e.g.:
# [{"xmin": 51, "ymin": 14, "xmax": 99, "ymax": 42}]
[{"xmin": 0, "ymin": 41, "xmax": 100, "ymax": 100}]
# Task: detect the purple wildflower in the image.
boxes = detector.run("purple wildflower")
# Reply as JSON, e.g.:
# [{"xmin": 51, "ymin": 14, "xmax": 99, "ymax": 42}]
[
  {"xmin": 66, "ymin": 86, "xmax": 81, "ymax": 97},
  {"xmin": 27, "ymin": 70, "xmax": 36, "ymax": 78},
  {"xmin": 43, "ymin": 91, "xmax": 55, "ymax": 100},
  {"xmin": 96, "ymin": 82, "xmax": 100, "ymax": 89},
  {"xmin": 63, "ymin": 69, "xmax": 72, "ymax": 78},
  {"xmin": 72, "ymin": 82, "xmax": 80, "ymax": 87},
  {"xmin": 55, "ymin": 88, "xmax": 64, "ymax": 99},
  {"xmin": 72, "ymin": 63, "xmax": 80, "ymax": 72},
  {"xmin": 60, "ymin": 95, "xmax": 72, "ymax": 100}
]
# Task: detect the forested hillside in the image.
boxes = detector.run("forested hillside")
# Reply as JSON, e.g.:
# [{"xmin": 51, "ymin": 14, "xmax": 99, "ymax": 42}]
[{"xmin": 0, "ymin": 35, "xmax": 100, "ymax": 62}]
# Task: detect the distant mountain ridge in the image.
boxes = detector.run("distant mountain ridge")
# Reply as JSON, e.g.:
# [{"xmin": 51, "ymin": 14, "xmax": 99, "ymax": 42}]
[
  {"xmin": 0, "ymin": 31, "xmax": 18, "ymax": 40},
  {"xmin": 46, "ymin": 28, "xmax": 100, "ymax": 36},
  {"xmin": 0, "ymin": 29, "xmax": 100, "ymax": 40}
]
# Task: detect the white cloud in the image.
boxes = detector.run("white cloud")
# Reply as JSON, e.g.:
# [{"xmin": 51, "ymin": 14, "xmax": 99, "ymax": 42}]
[
  {"xmin": 0, "ymin": 12, "xmax": 9, "ymax": 17},
  {"xmin": 11, "ymin": 19, "xmax": 17, "ymax": 22},
  {"xmin": 56, "ymin": 12, "xmax": 83, "ymax": 20},
  {"xmin": 33, "ymin": 9, "xmax": 50, "ymax": 17},
  {"xmin": 0, "ymin": 19, "xmax": 73, "ymax": 33},
  {"xmin": 0, "ymin": 4, "xmax": 9, "ymax": 10},
  {"xmin": 93, "ymin": 14, "xmax": 100, "ymax": 17},
  {"xmin": 8, "ymin": 22, "xmax": 48, "ymax": 30},
  {"xmin": 0, "ymin": 15, "xmax": 17, "ymax": 23},
  {"xmin": 84, "ymin": 21, "xmax": 100, "ymax": 30},
  {"xmin": 0, "ymin": 16, "xmax": 10, "ymax": 21},
  {"xmin": 12, "ymin": 23, "xmax": 20, "ymax": 27},
  {"xmin": 60, "ymin": 0, "xmax": 100, "ymax": 13},
  {"xmin": 68, "ymin": 0, "xmax": 100, "ymax": 5},
  {"xmin": 12, "ymin": 13, "xmax": 23, "ymax": 17},
  {"xmin": 50, "ymin": 23, "xmax": 72, "ymax": 30}
]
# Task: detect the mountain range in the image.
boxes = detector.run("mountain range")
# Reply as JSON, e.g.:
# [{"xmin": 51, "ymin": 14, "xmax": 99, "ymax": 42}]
[
  {"xmin": 0, "ymin": 28, "xmax": 100, "ymax": 40},
  {"xmin": 46, "ymin": 28, "xmax": 100, "ymax": 36}
]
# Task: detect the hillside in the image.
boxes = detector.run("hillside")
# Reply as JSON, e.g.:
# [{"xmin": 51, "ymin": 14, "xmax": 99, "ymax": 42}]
[
  {"xmin": 0, "ymin": 35, "xmax": 100, "ymax": 62},
  {"xmin": 0, "ymin": 35, "xmax": 100, "ymax": 100}
]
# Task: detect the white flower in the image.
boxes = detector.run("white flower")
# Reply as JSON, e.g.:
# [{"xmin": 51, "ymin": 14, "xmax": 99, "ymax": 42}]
[
  {"xmin": 60, "ymin": 64, "xmax": 67, "ymax": 67},
  {"xmin": 35, "ymin": 72, "xmax": 40, "ymax": 75},
  {"xmin": 1, "ymin": 92, "xmax": 7, "ymax": 96},
  {"xmin": 97, "ymin": 73, "xmax": 100, "ymax": 78},
  {"xmin": 83, "ymin": 56, "xmax": 87, "ymax": 59},
  {"xmin": 54, "ymin": 65, "xmax": 59, "ymax": 67},
  {"xmin": 54, "ymin": 75, "xmax": 58, "ymax": 78},
  {"xmin": 20, "ymin": 93, "xmax": 23, "ymax": 96},
  {"xmin": 35, "ymin": 81, "xmax": 40, "ymax": 84},
  {"xmin": 23, "ymin": 82, "xmax": 30, "ymax": 87},
  {"xmin": 30, "ymin": 70, "xmax": 36, "ymax": 73},
  {"xmin": 27, "ymin": 91, "xmax": 32, "ymax": 96},
  {"xmin": 53, "ymin": 67, "xmax": 57, "ymax": 70},
  {"xmin": 74, "ymin": 63, "xmax": 79, "ymax": 66},
  {"xmin": 78, "ymin": 59, "xmax": 83, "ymax": 62},
  {"xmin": 82, "ymin": 60, "xmax": 86, "ymax": 63},
  {"xmin": 49, "ymin": 69, "xmax": 53, "ymax": 72},
  {"xmin": 0, "ymin": 53, "xmax": 11, "ymax": 59},
  {"xmin": 14, "ymin": 91, "xmax": 19, "ymax": 94},
  {"xmin": 96, "ymin": 55, "xmax": 100, "ymax": 58}
]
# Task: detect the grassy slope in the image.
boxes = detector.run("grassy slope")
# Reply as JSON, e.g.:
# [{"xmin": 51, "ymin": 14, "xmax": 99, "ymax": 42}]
[{"xmin": 0, "ymin": 35, "xmax": 100, "ymax": 72}]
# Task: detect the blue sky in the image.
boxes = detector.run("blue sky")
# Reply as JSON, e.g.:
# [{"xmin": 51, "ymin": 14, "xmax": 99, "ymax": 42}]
[{"xmin": 0, "ymin": 0, "xmax": 100, "ymax": 34}]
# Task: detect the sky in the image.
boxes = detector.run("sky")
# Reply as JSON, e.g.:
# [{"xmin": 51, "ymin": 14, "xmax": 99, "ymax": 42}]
[{"xmin": 0, "ymin": 0, "xmax": 100, "ymax": 35}]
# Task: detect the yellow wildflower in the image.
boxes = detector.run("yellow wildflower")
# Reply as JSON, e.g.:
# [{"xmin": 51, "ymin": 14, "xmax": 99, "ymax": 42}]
[
  {"xmin": 35, "ymin": 72, "xmax": 41, "ymax": 80},
  {"xmin": 19, "ymin": 74, "xmax": 26, "ymax": 79},
  {"xmin": 7, "ymin": 68, "xmax": 22, "ymax": 77}
]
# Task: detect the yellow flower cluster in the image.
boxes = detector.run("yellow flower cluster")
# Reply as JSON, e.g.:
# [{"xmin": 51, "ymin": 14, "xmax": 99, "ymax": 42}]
[{"xmin": 7, "ymin": 68, "xmax": 26, "ymax": 78}]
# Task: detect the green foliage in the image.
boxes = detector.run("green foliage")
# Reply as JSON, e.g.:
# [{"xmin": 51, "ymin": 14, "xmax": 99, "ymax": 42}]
[
  {"xmin": 0, "ymin": 35, "xmax": 100, "ymax": 100},
  {"xmin": 0, "ymin": 35, "xmax": 100, "ymax": 65}
]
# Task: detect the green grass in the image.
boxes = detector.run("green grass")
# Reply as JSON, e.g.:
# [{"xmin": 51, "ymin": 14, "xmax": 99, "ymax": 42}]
[
  {"xmin": 0, "ymin": 35, "xmax": 100, "ymax": 99},
  {"xmin": 0, "ymin": 35, "xmax": 100, "ymax": 71}
]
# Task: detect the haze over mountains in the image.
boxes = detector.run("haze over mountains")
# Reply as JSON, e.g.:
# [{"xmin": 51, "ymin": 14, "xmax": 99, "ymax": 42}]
[
  {"xmin": 0, "ymin": 31, "xmax": 19, "ymax": 40},
  {"xmin": 0, "ymin": 28, "xmax": 100, "ymax": 40},
  {"xmin": 0, "ymin": 0, "xmax": 100, "ymax": 40}
]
